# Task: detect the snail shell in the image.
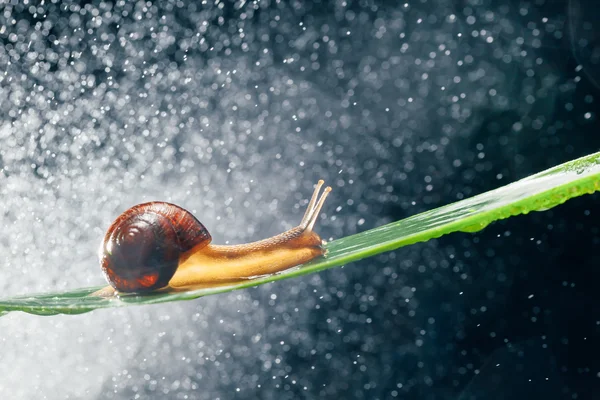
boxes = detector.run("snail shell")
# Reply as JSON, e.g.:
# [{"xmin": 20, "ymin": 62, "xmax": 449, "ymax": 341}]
[{"xmin": 99, "ymin": 202, "xmax": 211, "ymax": 292}]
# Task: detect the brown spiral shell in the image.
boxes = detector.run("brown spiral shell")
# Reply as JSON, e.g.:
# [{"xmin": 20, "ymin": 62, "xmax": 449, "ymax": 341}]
[{"xmin": 99, "ymin": 202, "xmax": 211, "ymax": 293}]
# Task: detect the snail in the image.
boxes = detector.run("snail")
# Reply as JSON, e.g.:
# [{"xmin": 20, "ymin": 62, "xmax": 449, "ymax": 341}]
[{"xmin": 95, "ymin": 180, "xmax": 332, "ymax": 295}]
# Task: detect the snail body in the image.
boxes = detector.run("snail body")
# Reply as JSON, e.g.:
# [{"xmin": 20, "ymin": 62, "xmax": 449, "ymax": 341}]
[{"xmin": 97, "ymin": 181, "xmax": 331, "ymax": 295}]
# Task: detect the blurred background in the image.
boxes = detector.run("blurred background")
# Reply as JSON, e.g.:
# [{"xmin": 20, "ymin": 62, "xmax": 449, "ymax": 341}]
[{"xmin": 0, "ymin": 0, "xmax": 599, "ymax": 398}]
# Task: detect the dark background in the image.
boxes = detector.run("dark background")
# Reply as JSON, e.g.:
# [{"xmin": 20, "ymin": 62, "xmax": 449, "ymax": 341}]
[{"xmin": 0, "ymin": 0, "xmax": 599, "ymax": 399}]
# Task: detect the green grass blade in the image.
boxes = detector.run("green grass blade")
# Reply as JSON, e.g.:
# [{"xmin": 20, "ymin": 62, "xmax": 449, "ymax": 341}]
[{"xmin": 2, "ymin": 151, "xmax": 600, "ymax": 316}]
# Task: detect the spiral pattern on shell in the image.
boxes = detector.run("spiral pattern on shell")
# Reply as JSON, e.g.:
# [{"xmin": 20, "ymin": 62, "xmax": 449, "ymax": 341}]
[{"xmin": 99, "ymin": 202, "xmax": 211, "ymax": 292}]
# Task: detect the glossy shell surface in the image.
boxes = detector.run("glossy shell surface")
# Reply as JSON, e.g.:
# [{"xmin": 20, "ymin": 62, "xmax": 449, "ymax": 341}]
[{"xmin": 100, "ymin": 202, "xmax": 211, "ymax": 292}]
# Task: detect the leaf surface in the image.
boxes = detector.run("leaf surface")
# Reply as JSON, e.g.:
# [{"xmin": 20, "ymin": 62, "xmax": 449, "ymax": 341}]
[{"xmin": 2, "ymin": 152, "xmax": 599, "ymax": 316}]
